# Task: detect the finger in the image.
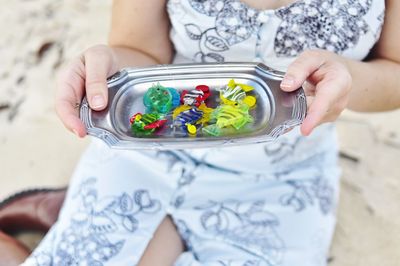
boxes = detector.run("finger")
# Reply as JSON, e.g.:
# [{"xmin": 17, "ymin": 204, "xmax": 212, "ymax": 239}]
[
  {"xmin": 300, "ymin": 82, "xmax": 338, "ymax": 136},
  {"xmin": 281, "ymin": 50, "xmax": 325, "ymax": 92},
  {"xmin": 84, "ymin": 46, "xmax": 116, "ymax": 111},
  {"xmin": 55, "ymin": 99, "xmax": 86, "ymax": 137},
  {"xmin": 305, "ymin": 109, "xmax": 341, "ymax": 134},
  {"xmin": 55, "ymin": 59, "xmax": 87, "ymax": 137}
]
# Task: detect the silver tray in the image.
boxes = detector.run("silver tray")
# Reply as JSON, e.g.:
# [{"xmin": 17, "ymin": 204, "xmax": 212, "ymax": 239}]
[{"xmin": 80, "ymin": 62, "xmax": 306, "ymax": 150}]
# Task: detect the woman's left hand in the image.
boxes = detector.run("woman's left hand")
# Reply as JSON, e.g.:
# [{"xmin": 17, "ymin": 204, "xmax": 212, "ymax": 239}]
[{"xmin": 280, "ymin": 49, "xmax": 352, "ymax": 136}]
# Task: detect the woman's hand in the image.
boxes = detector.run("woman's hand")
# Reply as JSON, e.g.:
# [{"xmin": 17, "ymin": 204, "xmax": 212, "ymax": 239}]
[
  {"xmin": 56, "ymin": 45, "xmax": 119, "ymax": 137},
  {"xmin": 280, "ymin": 49, "xmax": 352, "ymax": 136}
]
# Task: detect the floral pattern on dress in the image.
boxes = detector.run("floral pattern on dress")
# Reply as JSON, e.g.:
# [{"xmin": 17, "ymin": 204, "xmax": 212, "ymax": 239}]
[
  {"xmin": 274, "ymin": 0, "xmax": 373, "ymax": 56},
  {"xmin": 280, "ymin": 176, "xmax": 335, "ymax": 214},
  {"xmin": 186, "ymin": 0, "xmax": 265, "ymax": 62},
  {"xmin": 214, "ymin": 1, "xmax": 261, "ymax": 45},
  {"xmin": 194, "ymin": 200, "xmax": 285, "ymax": 265},
  {"xmin": 29, "ymin": 177, "xmax": 162, "ymax": 265},
  {"xmin": 182, "ymin": 0, "xmax": 377, "ymax": 61}
]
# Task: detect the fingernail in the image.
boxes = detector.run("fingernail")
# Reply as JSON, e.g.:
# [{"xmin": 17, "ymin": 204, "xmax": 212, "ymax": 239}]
[
  {"xmin": 281, "ymin": 76, "xmax": 295, "ymax": 89},
  {"xmin": 91, "ymin": 95, "xmax": 105, "ymax": 109}
]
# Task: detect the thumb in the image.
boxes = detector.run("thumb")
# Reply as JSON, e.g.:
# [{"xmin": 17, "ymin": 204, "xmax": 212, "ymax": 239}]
[
  {"xmin": 84, "ymin": 46, "xmax": 117, "ymax": 111},
  {"xmin": 280, "ymin": 50, "xmax": 325, "ymax": 92}
]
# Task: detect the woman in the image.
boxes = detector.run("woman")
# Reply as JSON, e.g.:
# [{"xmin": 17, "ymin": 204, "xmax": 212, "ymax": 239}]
[{"xmin": 1, "ymin": 0, "xmax": 399, "ymax": 265}]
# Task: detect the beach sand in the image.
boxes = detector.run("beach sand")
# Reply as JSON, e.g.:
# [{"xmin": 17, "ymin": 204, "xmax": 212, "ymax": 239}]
[{"xmin": 1, "ymin": 1, "xmax": 399, "ymax": 265}]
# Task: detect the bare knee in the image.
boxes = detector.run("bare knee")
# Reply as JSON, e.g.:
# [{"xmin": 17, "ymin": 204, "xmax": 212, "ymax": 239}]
[{"xmin": 137, "ymin": 216, "xmax": 184, "ymax": 266}]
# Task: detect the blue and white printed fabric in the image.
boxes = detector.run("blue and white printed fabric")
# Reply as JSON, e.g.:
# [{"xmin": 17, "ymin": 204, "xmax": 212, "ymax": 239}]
[{"xmin": 24, "ymin": 139, "xmax": 340, "ymax": 266}]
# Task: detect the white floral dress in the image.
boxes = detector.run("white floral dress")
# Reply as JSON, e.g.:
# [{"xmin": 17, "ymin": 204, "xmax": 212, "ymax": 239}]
[{"xmin": 23, "ymin": 1, "xmax": 385, "ymax": 265}]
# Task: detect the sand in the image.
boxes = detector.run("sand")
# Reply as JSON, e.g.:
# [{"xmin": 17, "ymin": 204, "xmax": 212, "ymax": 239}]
[{"xmin": 1, "ymin": 1, "xmax": 400, "ymax": 265}]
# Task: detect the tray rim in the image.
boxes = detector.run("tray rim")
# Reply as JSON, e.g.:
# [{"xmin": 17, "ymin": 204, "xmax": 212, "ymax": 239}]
[{"xmin": 80, "ymin": 62, "xmax": 307, "ymax": 150}]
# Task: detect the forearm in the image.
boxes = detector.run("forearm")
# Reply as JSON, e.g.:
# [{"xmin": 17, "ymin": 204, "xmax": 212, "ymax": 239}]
[
  {"xmin": 108, "ymin": 0, "xmax": 172, "ymax": 70},
  {"xmin": 110, "ymin": 46, "xmax": 169, "ymax": 69},
  {"xmin": 344, "ymin": 0, "xmax": 400, "ymax": 113},
  {"xmin": 346, "ymin": 58, "xmax": 400, "ymax": 112}
]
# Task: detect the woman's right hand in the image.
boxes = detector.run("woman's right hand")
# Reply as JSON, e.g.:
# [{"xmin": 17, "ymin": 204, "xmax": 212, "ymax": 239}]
[{"xmin": 56, "ymin": 45, "xmax": 119, "ymax": 137}]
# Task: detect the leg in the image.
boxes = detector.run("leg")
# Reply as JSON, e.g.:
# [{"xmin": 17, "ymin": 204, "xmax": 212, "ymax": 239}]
[
  {"xmin": 138, "ymin": 216, "xmax": 185, "ymax": 266},
  {"xmin": 0, "ymin": 217, "xmax": 183, "ymax": 266},
  {"xmin": 170, "ymin": 162, "xmax": 340, "ymax": 266},
  {"xmin": 0, "ymin": 191, "xmax": 184, "ymax": 265},
  {"xmin": 22, "ymin": 141, "xmax": 185, "ymax": 266}
]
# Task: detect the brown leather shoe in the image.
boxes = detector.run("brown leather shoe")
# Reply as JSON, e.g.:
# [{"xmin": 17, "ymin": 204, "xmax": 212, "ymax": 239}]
[
  {"xmin": 0, "ymin": 231, "xmax": 30, "ymax": 266},
  {"xmin": 0, "ymin": 188, "xmax": 66, "ymax": 234}
]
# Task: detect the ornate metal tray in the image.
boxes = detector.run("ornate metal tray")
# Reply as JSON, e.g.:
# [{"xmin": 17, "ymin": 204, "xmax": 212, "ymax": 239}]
[{"xmin": 79, "ymin": 62, "xmax": 306, "ymax": 150}]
